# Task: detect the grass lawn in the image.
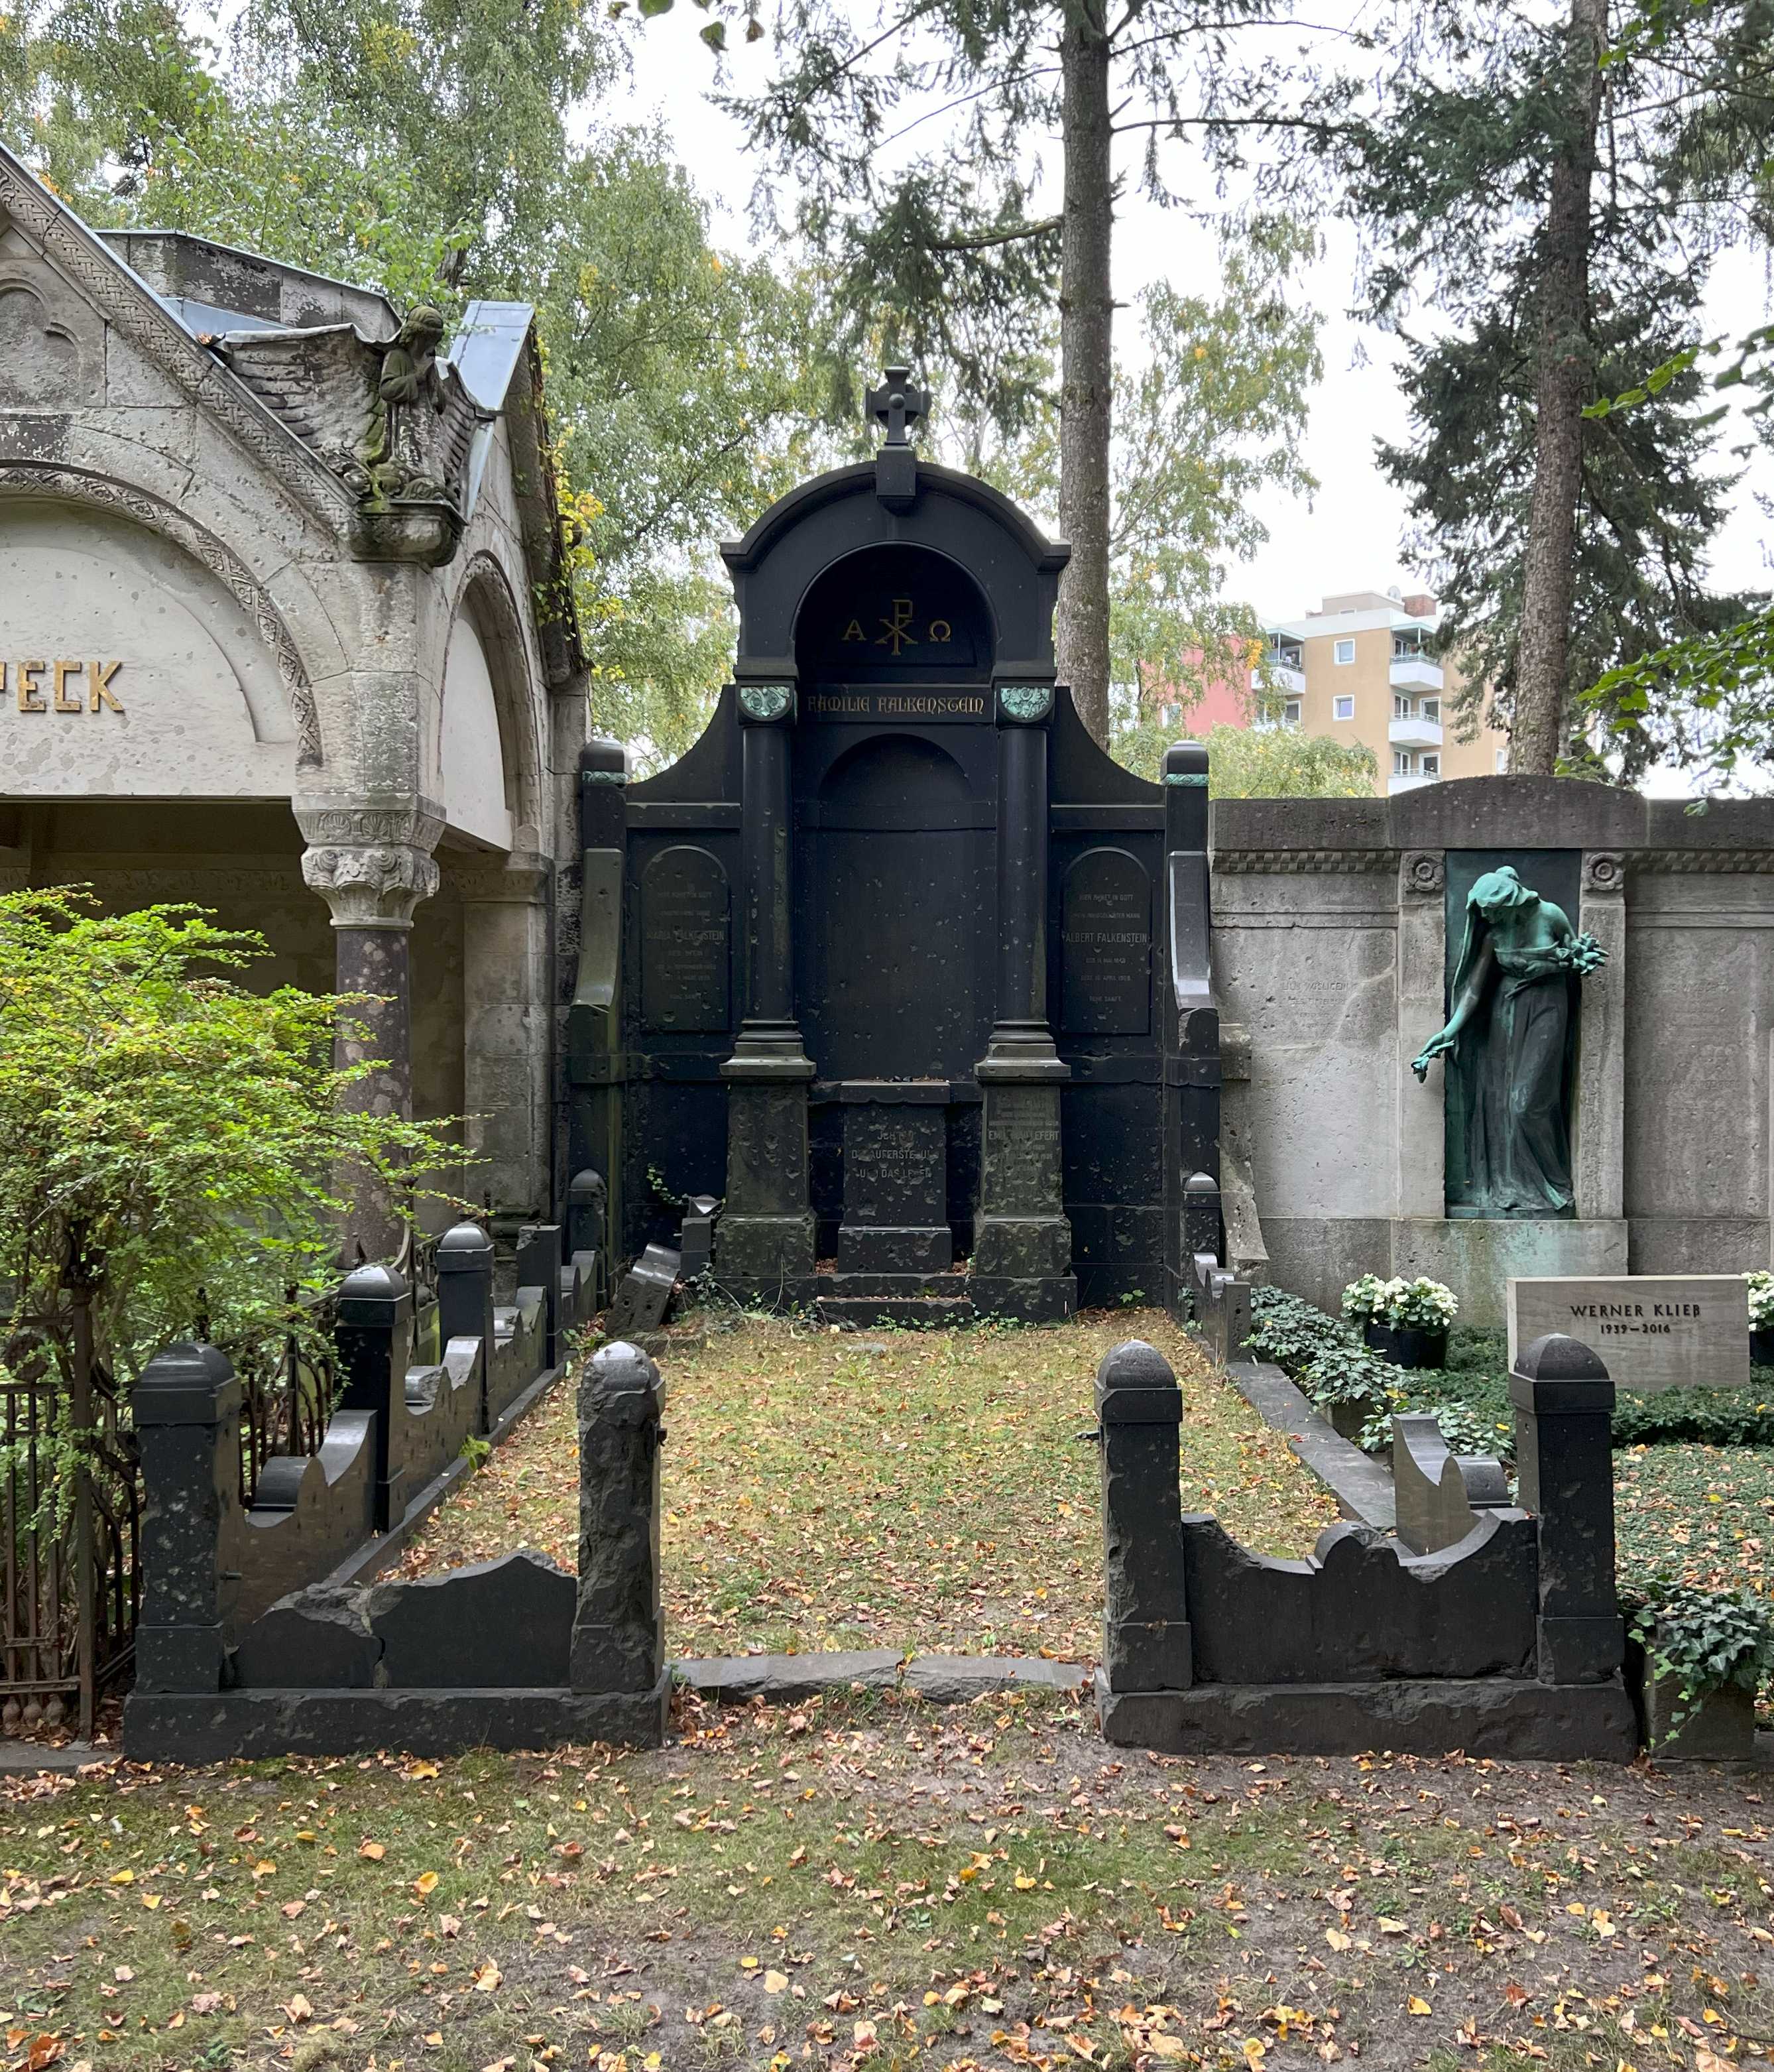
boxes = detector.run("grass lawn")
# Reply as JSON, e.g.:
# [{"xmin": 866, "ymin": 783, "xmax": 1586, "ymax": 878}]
[
  {"xmin": 402, "ymin": 1308, "xmax": 1339, "ymax": 1663},
  {"xmin": 7, "ymin": 1696, "xmax": 1774, "ymax": 2072}
]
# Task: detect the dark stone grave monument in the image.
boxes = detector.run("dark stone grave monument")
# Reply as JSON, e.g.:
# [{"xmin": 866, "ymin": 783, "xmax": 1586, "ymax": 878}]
[{"xmin": 567, "ymin": 367, "xmax": 1222, "ymax": 1323}]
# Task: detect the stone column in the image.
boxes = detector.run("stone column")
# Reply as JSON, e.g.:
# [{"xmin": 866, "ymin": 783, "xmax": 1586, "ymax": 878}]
[
  {"xmin": 461, "ymin": 847, "xmax": 552, "ymax": 1222},
  {"xmin": 1095, "ymin": 1339, "xmax": 1191, "ymax": 1697},
  {"xmin": 1511, "ymin": 1331, "xmax": 1623, "ymax": 1685},
  {"xmin": 130, "ymin": 1342, "xmax": 241, "ymax": 1697},
  {"xmin": 297, "ymin": 802, "xmax": 442, "ymax": 1260},
  {"xmin": 571, "ymin": 1341, "xmax": 666, "ymax": 1695},
  {"xmin": 972, "ymin": 682, "xmax": 1074, "ymax": 1322},
  {"xmin": 1395, "ymin": 850, "xmax": 1447, "ymax": 1229},
  {"xmin": 1575, "ymin": 850, "xmax": 1627, "ymax": 1223},
  {"xmin": 715, "ymin": 684, "xmax": 816, "ymax": 1300}
]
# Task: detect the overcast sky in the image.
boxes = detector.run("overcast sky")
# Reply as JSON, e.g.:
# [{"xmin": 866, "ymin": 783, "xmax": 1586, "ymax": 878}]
[{"xmin": 625, "ymin": 19, "xmax": 1774, "ymax": 631}]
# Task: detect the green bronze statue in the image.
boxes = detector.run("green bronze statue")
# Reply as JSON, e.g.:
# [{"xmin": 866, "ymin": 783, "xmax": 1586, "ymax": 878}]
[{"xmin": 1411, "ymin": 865, "xmax": 1607, "ymax": 1218}]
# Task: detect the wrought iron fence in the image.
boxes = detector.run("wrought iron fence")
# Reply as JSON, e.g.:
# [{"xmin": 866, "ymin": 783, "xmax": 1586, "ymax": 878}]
[{"xmin": 1, "ymin": 1351, "xmax": 139, "ymax": 1740}]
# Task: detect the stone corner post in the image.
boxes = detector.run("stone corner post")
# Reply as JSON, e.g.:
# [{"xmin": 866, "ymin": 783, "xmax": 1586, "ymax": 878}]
[
  {"xmin": 567, "ymin": 1166, "xmax": 609, "ymax": 1309},
  {"xmin": 1096, "ymin": 1339, "xmax": 1192, "ymax": 1695},
  {"xmin": 436, "ymin": 1220, "xmax": 496, "ymax": 1429},
  {"xmin": 715, "ymin": 680, "xmax": 817, "ymax": 1302},
  {"xmin": 569, "ymin": 737, "xmax": 628, "ymax": 1266},
  {"xmin": 516, "ymin": 1221, "xmax": 564, "ymax": 1366},
  {"xmin": 1575, "ymin": 849, "xmax": 1627, "ymax": 1223},
  {"xmin": 333, "ymin": 1261, "xmax": 414, "ymax": 1532},
  {"xmin": 460, "ymin": 847, "xmax": 553, "ymax": 1224},
  {"xmin": 296, "ymin": 799, "xmax": 442, "ymax": 1261},
  {"xmin": 1162, "ymin": 742, "xmax": 1219, "ymax": 1315},
  {"xmin": 971, "ymin": 678, "xmax": 1074, "ymax": 1323},
  {"xmin": 571, "ymin": 1340, "xmax": 667, "ymax": 1694},
  {"xmin": 1510, "ymin": 1331, "xmax": 1622, "ymax": 1684},
  {"xmin": 131, "ymin": 1342, "xmax": 242, "ymax": 1697}
]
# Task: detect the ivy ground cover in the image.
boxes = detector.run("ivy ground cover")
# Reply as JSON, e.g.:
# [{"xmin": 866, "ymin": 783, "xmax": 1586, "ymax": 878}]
[{"xmin": 402, "ymin": 1308, "xmax": 1338, "ymax": 1662}]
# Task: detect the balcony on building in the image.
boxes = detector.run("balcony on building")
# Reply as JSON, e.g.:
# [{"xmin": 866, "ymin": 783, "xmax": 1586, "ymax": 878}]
[
  {"xmin": 1390, "ymin": 636, "xmax": 1443, "ymax": 694},
  {"xmin": 1388, "ymin": 770, "xmax": 1438, "ymax": 795},
  {"xmin": 1390, "ymin": 709, "xmax": 1444, "ymax": 751}
]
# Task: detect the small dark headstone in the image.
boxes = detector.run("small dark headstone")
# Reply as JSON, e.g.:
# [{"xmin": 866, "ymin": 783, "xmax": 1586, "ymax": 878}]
[
  {"xmin": 604, "ymin": 1244, "xmax": 680, "ymax": 1337},
  {"xmin": 836, "ymin": 1101, "xmax": 950, "ymax": 1278}
]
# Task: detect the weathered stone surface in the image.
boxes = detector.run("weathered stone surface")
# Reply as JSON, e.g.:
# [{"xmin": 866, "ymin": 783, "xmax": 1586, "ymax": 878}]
[
  {"xmin": 1392, "ymin": 1412, "xmax": 1511, "ymax": 1556},
  {"xmin": 124, "ymin": 1674, "xmax": 671, "ymax": 1762},
  {"xmin": 1511, "ymin": 1333, "xmax": 1624, "ymax": 1685},
  {"xmin": 604, "ymin": 1246, "xmax": 680, "ymax": 1339},
  {"xmin": 904, "ymin": 1656, "xmax": 1083, "ymax": 1703},
  {"xmin": 678, "ymin": 1197, "xmax": 719, "ymax": 1282},
  {"xmin": 815, "ymin": 1294, "xmax": 975, "ymax": 1329},
  {"xmin": 573, "ymin": 1342, "xmax": 665, "ymax": 1693},
  {"xmin": 1509, "ymin": 1274, "xmax": 1750, "ymax": 1392},
  {"xmin": 132, "ymin": 1341, "xmax": 243, "ymax": 1696},
  {"xmin": 1097, "ymin": 1341, "xmax": 1191, "ymax": 1693},
  {"xmin": 1097, "ymin": 1669, "xmax": 1638, "ymax": 1760},
  {"xmin": 677, "ymin": 1652, "xmax": 902, "ymax": 1702},
  {"xmin": 365, "ymin": 1551, "xmax": 573, "ymax": 1688},
  {"xmin": 1631, "ymin": 1648, "xmax": 1757, "ymax": 1762},
  {"xmin": 1182, "ymin": 1511, "xmax": 1538, "ymax": 1684},
  {"xmin": 232, "ymin": 1585, "xmax": 380, "ymax": 1689},
  {"xmin": 838, "ymin": 1104, "xmax": 951, "ymax": 1276}
]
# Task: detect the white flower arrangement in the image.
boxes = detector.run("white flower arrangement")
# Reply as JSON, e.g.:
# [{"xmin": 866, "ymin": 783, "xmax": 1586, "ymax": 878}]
[
  {"xmin": 1749, "ymin": 1271, "xmax": 1774, "ymax": 1333},
  {"xmin": 1341, "ymin": 1274, "xmax": 1458, "ymax": 1332}
]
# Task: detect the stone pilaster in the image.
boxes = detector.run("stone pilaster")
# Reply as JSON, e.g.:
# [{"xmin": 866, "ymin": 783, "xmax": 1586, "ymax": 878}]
[
  {"xmin": 1162, "ymin": 740, "xmax": 1217, "ymax": 1310},
  {"xmin": 569, "ymin": 737, "xmax": 628, "ymax": 1264},
  {"xmin": 459, "ymin": 847, "xmax": 552, "ymax": 1222},
  {"xmin": 972, "ymin": 681, "xmax": 1074, "ymax": 1321},
  {"xmin": 1575, "ymin": 850, "xmax": 1627, "ymax": 1222},
  {"xmin": 1395, "ymin": 849, "xmax": 1447, "ymax": 1222},
  {"xmin": 716, "ymin": 683, "xmax": 816, "ymax": 1299},
  {"xmin": 571, "ymin": 1341, "xmax": 667, "ymax": 1695}
]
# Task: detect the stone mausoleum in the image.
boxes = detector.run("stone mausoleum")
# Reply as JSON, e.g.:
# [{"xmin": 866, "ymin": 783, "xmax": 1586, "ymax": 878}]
[{"xmin": 0, "ymin": 145, "xmax": 587, "ymax": 1241}]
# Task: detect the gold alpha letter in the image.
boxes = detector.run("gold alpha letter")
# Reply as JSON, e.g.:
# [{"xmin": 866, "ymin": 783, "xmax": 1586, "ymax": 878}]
[
  {"xmin": 53, "ymin": 660, "xmax": 82, "ymax": 713},
  {"xmin": 89, "ymin": 660, "xmax": 123, "ymax": 713},
  {"xmin": 17, "ymin": 660, "xmax": 46, "ymax": 713}
]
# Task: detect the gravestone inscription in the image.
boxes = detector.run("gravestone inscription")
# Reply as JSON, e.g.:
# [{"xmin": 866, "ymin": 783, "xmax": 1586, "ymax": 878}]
[
  {"xmin": 837, "ymin": 1100, "xmax": 950, "ymax": 1277},
  {"xmin": 1507, "ymin": 1274, "xmax": 1749, "ymax": 1391},
  {"xmin": 640, "ymin": 846, "xmax": 730, "ymax": 1034},
  {"xmin": 1061, "ymin": 847, "xmax": 1151, "ymax": 1036}
]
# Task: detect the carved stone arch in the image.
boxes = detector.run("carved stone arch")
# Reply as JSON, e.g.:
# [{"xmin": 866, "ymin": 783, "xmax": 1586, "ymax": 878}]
[
  {"xmin": 446, "ymin": 549, "xmax": 546, "ymax": 838},
  {"xmin": 0, "ymin": 262, "xmax": 99, "ymax": 405},
  {"xmin": 0, "ymin": 459, "xmax": 323, "ymax": 765}
]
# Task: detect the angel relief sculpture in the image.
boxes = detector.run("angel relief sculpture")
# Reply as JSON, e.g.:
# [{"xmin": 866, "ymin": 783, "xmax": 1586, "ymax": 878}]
[
  {"xmin": 213, "ymin": 304, "xmax": 482, "ymax": 557},
  {"xmin": 1411, "ymin": 865, "xmax": 1607, "ymax": 1219}
]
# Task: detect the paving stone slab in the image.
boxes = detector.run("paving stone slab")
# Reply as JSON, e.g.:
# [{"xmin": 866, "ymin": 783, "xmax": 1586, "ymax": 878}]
[
  {"xmin": 904, "ymin": 1656, "xmax": 1087, "ymax": 1704},
  {"xmin": 678, "ymin": 1651, "xmax": 903, "ymax": 1701}
]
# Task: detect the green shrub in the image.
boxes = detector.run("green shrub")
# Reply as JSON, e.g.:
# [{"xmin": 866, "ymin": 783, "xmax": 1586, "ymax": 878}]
[
  {"xmin": 1246, "ymin": 1286, "xmax": 1353, "ymax": 1375},
  {"xmin": 1620, "ymin": 1579, "xmax": 1774, "ymax": 1740}
]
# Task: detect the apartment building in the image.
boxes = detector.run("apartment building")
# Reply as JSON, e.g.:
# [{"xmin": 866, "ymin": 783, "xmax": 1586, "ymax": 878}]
[{"xmin": 1254, "ymin": 589, "xmax": 1510, "ymax": 797}]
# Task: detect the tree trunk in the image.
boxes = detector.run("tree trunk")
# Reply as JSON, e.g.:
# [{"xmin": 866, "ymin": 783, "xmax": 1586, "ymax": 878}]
[
  {"xmin": 1056, "ymin": 1, "xmax": 1115, "ymax": 748},
  {"xmin": 1513, "ymin": 0, "xmax": 1606, "ymax": 776}
]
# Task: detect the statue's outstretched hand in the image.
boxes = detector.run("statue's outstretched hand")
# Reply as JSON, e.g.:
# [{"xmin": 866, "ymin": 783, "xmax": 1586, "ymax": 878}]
[
  {"xmin": 1561, "ymin": 931, "xmax": 1609, "ymax": 975},
  {"xmin": 1412, "ymin": 1028, "xmax": 1455, "ymax": 1081}
]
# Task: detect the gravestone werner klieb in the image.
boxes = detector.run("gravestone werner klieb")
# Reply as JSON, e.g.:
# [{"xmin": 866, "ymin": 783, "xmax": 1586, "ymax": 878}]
[
  {"xmin": 567, "ymin": 367, "xmax": 1225, "ymax": 1323},
  {"xmin": 1508, "ymin": 1274, "xmax": 1749, "ymax": 1391}
]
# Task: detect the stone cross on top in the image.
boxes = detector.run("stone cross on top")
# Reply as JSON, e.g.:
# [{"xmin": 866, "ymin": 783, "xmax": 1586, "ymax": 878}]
[{"xmin": 867, "ymin": 365, "xmax": 927, "ymax": 448}]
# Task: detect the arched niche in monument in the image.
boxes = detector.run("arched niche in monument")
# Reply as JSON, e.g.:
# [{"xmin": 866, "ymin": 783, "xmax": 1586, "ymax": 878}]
[
  {"xmin": 440, "ymin": 605, "xmax": 514, "ymax": 850},
  {"xmin": 0, "ymin": 497, "xmax": 297, "ymax": 799}
]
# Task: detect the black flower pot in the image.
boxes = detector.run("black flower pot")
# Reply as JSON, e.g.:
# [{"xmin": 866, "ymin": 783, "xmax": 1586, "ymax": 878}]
[
  {"xmin": 1752, "ymin": 1327, "xmax": 1774, "ymax": 1369},
  {"xmin": 1363, "ymin": 1320, "xmax": 1448, "ymax": 1371}
]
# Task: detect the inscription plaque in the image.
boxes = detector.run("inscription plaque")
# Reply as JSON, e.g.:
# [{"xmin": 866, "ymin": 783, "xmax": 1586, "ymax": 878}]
[
  {"xmin": 640, "ymin": 845, "xmax": 730, "ymax": 1034},
  {"xmin": 1508, "ymin": 1274, "xmax": 1750, "ymax": 1392},
  {"xmin": 1061, "ymin": 847, "xmax": 1150, "ymax": 1036}
]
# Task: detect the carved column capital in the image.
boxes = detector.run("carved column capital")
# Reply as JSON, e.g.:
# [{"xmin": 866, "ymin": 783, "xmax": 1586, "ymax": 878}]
[{"xmin": 296, "ymin": 801, "xmax": 442, "ymax": 929}]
